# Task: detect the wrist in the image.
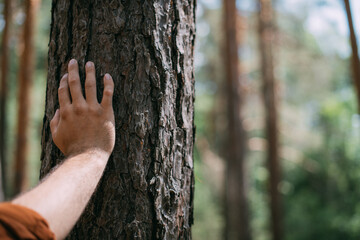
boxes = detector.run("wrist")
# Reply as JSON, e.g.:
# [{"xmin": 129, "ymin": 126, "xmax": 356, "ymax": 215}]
[
  {"xmin": 67, "ymin": 147, "xmax": 111, "ymax": 158},
  {"xmin": 84, "ymin": 148, "xmax": 111, "ymax": 159},
  {"xmin": 67, "ymin": 148, "xmax": 111, "ymax": 167}
]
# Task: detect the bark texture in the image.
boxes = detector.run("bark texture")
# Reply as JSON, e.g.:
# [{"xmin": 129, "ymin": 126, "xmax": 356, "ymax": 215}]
[
  {"xmin": 258, "ymin": 0, "xmax": 282, "ymax": 239},
  {"xmin": 0, "ymin": 0, "xmax": 13, "ymax": 201},
  {"xmin": 223, "ymin": 0, "xmax": 251, "ymax": 239},
  {"xmin": 344, "ymin": 0, "xmax": 360, "ymax": 114},
  {"xmin": 40, "ymin": 0, "xmax": 196, "ymax": 239},
  {"xmin": 13, "ymin": 0, "xmax": 40, "ymax": 195}
]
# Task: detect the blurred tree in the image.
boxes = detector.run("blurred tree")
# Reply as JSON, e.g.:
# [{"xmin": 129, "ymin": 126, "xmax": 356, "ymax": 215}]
[
  {"xmin": 258, "ymin": 0, "xmax": 283, "ymax": 239},
  {"xmin": 223, "ymin": 0, "xmax": 251, "ymax": 239},
  {"xmin": 344, "ymin": 0, "xmax": 360, "ymax": 114},
  {"xmin": 0, "ymin": 0, "xmax": 13, "ymax": 201},
  {"xmin": 39, "ymin": 1, "xmax": 195, "ymax": 238},
  {"xmin": 13, "ymin": 0, "xmax": 40, "ymax": 195}
]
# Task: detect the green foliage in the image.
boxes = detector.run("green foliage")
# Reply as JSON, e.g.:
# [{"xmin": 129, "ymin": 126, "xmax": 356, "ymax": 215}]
[
  {"xmin": 284, "ymin": 93, "xmax": 360, "ymax": 240},
  {"xmin": 194, "ymin": 1, "xmax": 360, "ymax": 239},
  {"xmin": 193, "ymin": 147, "xmax": 224, "ymax": 240}
]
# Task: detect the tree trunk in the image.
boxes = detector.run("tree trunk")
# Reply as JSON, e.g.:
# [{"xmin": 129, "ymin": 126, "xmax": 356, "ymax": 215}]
[
  {"xmin": 0, "ymin": 0, "xmax": 13, "ymax": 201},
  {"xmin": 344, "ymin": 0, "xmax": 360, "ymax": 114},
  {"xmin": 40, "ymin": 0, "xmax": 196, "ymax": 238},
  {"xmin": 13, "ymin": 0, "xmax": 40, "ymax": 195},
  {"xmin": 258, "ymin": 0, "xmax": 282, "ymax": 239},
  {"xmin": 223, "ymin": 0, "xmax": 251, "ymax": 239}
]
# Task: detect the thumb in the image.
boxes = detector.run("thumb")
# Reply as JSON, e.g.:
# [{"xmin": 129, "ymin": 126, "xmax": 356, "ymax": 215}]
[{"xmin": 50, "ymin": 109, "xmax": 60, "ymax": 134}]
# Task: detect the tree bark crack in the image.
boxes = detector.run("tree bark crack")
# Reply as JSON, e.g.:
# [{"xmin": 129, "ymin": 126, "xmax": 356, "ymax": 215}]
[
  {"xmin": 65, "ymin": 0, "xmax": 74, "ymax": 61},
  {"xmin": 84, "ymin": 1, "xmax": 94, "ymax": 64}
]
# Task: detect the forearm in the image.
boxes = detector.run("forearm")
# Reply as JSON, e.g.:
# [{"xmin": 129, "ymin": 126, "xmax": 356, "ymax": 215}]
[
  {"xmin": 12, "ymin": 150, "xmax": 109, "ymax": 240},
  {"xmin": 11, "ymin": 60, "xmax": 115, "ymax": 239}
]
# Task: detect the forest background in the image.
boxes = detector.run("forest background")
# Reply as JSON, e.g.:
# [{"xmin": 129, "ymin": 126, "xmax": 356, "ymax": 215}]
[{"xmin": 1, "ymin": 0, "xmax": 360, "ymax": 239}]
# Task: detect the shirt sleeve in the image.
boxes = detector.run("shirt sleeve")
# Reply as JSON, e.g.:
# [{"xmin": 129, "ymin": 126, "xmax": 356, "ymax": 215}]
[{"xmin": 0, "ymin": 202, "xmax": 55, "ymax": 240}]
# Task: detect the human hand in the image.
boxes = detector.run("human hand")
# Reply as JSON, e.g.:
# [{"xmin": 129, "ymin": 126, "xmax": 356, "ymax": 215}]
[{"xmin": 50, "ymin": 59, "xmax": 115, "ymax": 157}]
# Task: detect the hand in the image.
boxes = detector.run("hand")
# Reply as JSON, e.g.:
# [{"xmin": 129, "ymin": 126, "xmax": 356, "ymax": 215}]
[{"xmin": 50, "ymin": 59, "xmax": 115, "ymax": 157}]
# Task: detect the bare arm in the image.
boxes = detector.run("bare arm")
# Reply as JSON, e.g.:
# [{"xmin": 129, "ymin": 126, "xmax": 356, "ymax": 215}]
[{"xmin": 12, "ymin": 59, "xmax": 115, "ymax": 240}]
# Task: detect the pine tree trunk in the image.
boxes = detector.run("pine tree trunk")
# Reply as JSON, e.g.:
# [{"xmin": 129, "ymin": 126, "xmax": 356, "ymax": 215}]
[
  {"xmin": 0, "ymin": 0, "xmax": 13, "ymax": 201},
  {"xmin": 13, "ymin": 0, "xmax": 40, "ymax": 195},
  {"xmin": 40, "ymin": 0, "xmax": 196, "ymax": 238},
  {"xmin": 258, "ymin": 0, "xmax": 282, "ymax": 239},
  {"xmin": 223, "ymin": 0, "xmax": 251, "ymax": 239},
  {"xmin": 344, "ymin": 0, "xmax": 360, "ymax": 114}
]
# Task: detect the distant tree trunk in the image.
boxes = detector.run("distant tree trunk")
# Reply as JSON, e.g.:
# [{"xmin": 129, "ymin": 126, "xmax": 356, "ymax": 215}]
[
  {"xmin": 223, "ymin": 0, "xmax": 251, "ymax": 239},
  {"xmin": 40, "ymin": 0, "xmax": 196, "ymax": 238},
  {"xmin": 13, "ymin": 0, "xmax": 40, "ymax": 195},
  {"xmin": 258, "ymin": 0, "xmax": 282, "ymax": 239},
  {"xmin": 0, "ymin": 0, "xmax": 13, "ymax": 201},
  {"xmin": 344, "ymin": 0, "xmax": 360, "ymax": 114}
]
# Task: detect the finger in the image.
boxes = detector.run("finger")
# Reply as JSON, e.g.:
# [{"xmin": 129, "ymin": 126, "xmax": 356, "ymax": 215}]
[
  {"xmin": 58, "ymin": 73, "xmax": 70, "ymax": 108},
  {"xmin": 68, "ymin": 59, "xmax": 85, "ymax": 104},
  {"xmin": 85, "ymin": 61, "xmax": 98, "ymax": 105},
  {"xmin": 101, "ymin": 73, "xmax": 114, "ymax": 109},
  {"xmin": 50, "ymin": 109, "xmax": 60, "ymax": 134}
]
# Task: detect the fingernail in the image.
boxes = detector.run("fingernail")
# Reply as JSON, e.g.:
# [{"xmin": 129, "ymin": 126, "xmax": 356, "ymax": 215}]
[
  {"xmin": 62, "ymin": 73, "xmax": 68, "ymax": 79},
  {"xmin": 86, "ymin": 61, "xmax": 93, "ymax": 68},
  {"xmin": 105, "ymin": 73, "xmax": 111, "ymax": 80},
  {"xmin": 69, "ymin": 59, "xmax": 77, "ymax": 65}
]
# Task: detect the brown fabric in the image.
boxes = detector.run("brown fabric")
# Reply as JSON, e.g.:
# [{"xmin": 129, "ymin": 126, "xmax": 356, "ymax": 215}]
[{"xmin": 0, "ymin": 203, "xmax": 55, "ymax": 240}]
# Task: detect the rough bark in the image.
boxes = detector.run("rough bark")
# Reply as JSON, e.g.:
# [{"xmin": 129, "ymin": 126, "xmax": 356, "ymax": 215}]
[
  {"xmin": 258, "ymin": 0, "xmax": 282, "ymax": 239},
  {"xmin": 13, "ymin": 0, "xmax": 40, "ymax": 195},
  {"xmin": 40, "ymin": 0, "xmax": 196, "ymax": 239},
  {"xmin": 223, "ymin": 0, "xmax": 251, "ymax": 239},
  {"xmin": 0, "ymin": 0, "xmax": 13, "ymax": 201},
  {"xmin": 344, "ymin": 0, "xmax": 360, "ymax": 114}
]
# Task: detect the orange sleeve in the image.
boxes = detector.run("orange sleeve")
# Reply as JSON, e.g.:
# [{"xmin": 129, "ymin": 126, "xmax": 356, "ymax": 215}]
[{"xmin": 0, "ymin": 202, "xmax": 55, "ymax": 240}]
